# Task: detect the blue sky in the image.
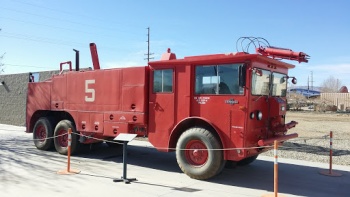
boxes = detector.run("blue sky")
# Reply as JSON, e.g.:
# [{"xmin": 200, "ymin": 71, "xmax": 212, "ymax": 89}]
[{"xmin": 1, "ymin": 0, "xmax": 350, "ymax": 88}]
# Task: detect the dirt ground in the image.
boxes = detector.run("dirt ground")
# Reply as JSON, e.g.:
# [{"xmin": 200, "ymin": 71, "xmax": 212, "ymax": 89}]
[{"xmin": 285, "ymin": 111, "xmax": 350, "ymax": 140}]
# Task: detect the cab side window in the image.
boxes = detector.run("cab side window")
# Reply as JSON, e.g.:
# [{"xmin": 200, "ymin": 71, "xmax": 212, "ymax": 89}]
[
  {"xmin": 153, "ymin": 69, "xmax": 173, "ymax": 93},
  {"xmin": 195, "ymin": 64, "xmax": 243, "ymax": 95}
]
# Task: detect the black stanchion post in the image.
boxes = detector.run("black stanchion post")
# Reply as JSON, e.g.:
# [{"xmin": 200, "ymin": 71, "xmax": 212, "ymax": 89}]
[{"xmin": 113, "ymin": 134, "xmax": 137, "ymax": 184}]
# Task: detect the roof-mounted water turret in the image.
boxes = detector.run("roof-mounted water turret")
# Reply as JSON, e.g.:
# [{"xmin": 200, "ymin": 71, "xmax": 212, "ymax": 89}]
[{"xmin": 236, "ymin": 37, "xmax": 310, "ymax": 63}]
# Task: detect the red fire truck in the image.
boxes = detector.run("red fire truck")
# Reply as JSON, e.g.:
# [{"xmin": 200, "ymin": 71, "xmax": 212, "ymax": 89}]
[{"xmin": 26, "ymin": 37, "xmax": 309, "ymax": 179}]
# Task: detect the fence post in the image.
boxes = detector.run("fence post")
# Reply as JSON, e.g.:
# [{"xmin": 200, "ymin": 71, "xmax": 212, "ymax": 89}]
[
  {"xmin": 57, "ymin": 128, "xmax": 80, "ymax": 175},
  {"xmin": 262, "ymin": 140, "xmax": 285, "ymax": 197},
  {"xmin": 319, "ymin": 131, "xmax": 342, "ymax": 177}
]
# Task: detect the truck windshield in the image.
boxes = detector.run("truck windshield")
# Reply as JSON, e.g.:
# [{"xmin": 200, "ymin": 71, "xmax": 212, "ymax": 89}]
[
  {"xmin": 251, "ymin": 69, "xmax": 270, "ymax": 96},
  {"xmin": 251, "ymin": 69, "xmax": 287, "ymax": 97},
  {"xmin": 271, "ymin": 72, "xmax": 287, "ymax": 96}
]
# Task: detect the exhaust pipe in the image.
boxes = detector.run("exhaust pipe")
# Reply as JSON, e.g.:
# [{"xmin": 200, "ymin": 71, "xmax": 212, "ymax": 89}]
[
  {"xmin": 89, "ymin": 43, "xmax": 100, "ymax": 70},
  {"xmin": 73, "ymin": 49, "xmax": 79, "ymax": 71}
]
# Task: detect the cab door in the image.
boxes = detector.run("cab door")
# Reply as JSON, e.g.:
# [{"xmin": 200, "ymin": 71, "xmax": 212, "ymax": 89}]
[
  {"xmin": 191, "ymin": 63, "xmax": 247, "ymax": 158},
  {"xmin": 148, "ymin": 68, "xmax": 175, "ymax": 149}
]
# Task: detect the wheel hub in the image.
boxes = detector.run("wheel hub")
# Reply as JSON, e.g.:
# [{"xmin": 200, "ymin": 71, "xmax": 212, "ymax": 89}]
[
  {"xmin": 185, "ymin": 140, "xmax": 208, "ymax": 166},
  {"xmin": 57, "ymin": 129, "xmax": 68, "ymax": 147},
  {"xmin": 35, "ymin": 125, "xmax": 46, "ymax": 142}
]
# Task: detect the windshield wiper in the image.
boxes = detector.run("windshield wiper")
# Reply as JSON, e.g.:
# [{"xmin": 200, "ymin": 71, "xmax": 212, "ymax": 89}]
[{"xmin": 254, "ymin": 94, "xmax": 268, "ymax": 102}]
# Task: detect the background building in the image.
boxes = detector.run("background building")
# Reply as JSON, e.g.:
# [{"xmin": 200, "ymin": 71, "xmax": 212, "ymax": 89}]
[{"xmin": 0, "ymin": 71, "xmax": 58, "ymax": 126}]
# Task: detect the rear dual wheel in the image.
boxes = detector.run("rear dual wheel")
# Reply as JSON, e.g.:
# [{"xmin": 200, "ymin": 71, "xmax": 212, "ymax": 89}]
[
  {"xmin": 54, "ymin": 120, "xmax": 80, "ymax": 155},
  {"xmin": 176, "ymin": 127, "xmax": 224, "ymax": 180}
]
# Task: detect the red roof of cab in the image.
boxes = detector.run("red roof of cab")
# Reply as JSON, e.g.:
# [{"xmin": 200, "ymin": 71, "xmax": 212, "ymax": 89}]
[{"xmin": 150, "ymin": 51, "xmax": 295, "ymax": 69}]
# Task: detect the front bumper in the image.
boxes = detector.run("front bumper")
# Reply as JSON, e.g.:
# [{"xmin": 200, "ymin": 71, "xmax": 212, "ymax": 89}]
[{"xmin": 258, "ymin": 133, "xmax": 298, "ymax": 146}]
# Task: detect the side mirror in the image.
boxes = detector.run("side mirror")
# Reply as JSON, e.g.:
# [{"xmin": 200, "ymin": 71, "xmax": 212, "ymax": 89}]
[
  {"xmin": 280, "ymin": 77, "xmax": 286, "ymax": 84},
  {"xmin": 292, "ymin": 77, "xmax": 297, "ymax": 84},
  {"xmin": 255, "ymin": 69, "xmax": 263, "ymax": 76},
  {"xmin": 239, "ymin": 64, "xmax": 247, "ymax": 87}
]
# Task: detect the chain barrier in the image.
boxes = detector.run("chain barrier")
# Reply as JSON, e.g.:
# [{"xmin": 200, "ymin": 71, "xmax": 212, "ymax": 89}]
[
  {"xmin": 9, "ymin": 133, "xmax": 68, "ymax": 142},
  {"xmin": 77, "ymin": 132, "xmax": 125, "ymax": 145},
  {"xmin": 4, "ymin": 129, "xmax": 346, "ymax": 153},
  {"xmin": 74, "ymin": 132, "xmax": 345, "ymax": 152},
  {"xmin": 74, "ymin": 132, "xmax": 273, "ymax": 150},
  {"xmin": 34, "ymin": 133, "xmax": 67, "ymax": 140},
  {"xmin": 279, "ymin": 136, "xmax": 329, "ymax": 150}
]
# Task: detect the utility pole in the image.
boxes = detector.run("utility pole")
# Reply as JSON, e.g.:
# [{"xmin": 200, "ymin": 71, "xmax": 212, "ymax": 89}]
[
  {"xmin": 310, "ymin": 71, "xmax": 314, "ymax": 90},
  {"xmin": 144, "ymin": 27, "xmax": 154, "ymax": 63},
  {"xmin": 0, "ymin": 53, "xmax": 4, "ymax": 73},
  {"xmin": 0, "ymin": 28, "xmax": 4, "ymax": 73}
]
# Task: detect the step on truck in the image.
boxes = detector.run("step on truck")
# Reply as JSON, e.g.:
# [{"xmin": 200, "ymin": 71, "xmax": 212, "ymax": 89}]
[{"xmin": 26, "ymin": 37, "xmax": 309, "ymax": 180}]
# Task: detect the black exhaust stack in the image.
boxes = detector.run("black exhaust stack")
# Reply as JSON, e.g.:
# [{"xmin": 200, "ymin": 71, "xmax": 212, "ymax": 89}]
[{"xmin": 73, "ymin": 49, "xmax": 79, "ymax": 71}]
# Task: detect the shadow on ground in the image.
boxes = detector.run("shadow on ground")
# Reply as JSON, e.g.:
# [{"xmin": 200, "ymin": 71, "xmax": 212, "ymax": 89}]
[
  {"xmin": 1, "ymin": 134, "xmax": 349, "ymax": 197},
  {"xmin": 77, "ymin": 142, "xmax": 350, "ymax": 196}
]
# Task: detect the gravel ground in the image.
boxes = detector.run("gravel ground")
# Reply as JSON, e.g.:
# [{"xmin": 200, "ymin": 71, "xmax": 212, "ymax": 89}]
[{"xmin": 261, "ymin": 111, "xmax": 350, "ymax": 166}]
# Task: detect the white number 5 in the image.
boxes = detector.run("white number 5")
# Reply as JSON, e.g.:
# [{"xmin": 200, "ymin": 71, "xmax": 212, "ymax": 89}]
[{"xmin": 85, "ymin": 79, "xmax": 95, "ymax": 102}]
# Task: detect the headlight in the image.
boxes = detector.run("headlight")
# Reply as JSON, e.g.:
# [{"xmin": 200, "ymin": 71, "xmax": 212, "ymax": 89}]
[
  {"xmin": 257, "ymin": 111, "xmax": 263, "ymax": 120},
  {"xmin": 281, "ymin": 106, "xmax": 285, "ymax": 111}
]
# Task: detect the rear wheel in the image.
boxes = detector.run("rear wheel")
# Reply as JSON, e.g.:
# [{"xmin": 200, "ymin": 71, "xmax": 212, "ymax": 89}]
[
  {"xmin": 33, "ymin": 117, "xmax": 55, "ymax": 150},
  {"xmin": 176, "ymin": 127, "xmax": 224, "ymax": 180},
  {"xmin": 54, "ymin": 120, "xmax": 79, "ymax": 155}
]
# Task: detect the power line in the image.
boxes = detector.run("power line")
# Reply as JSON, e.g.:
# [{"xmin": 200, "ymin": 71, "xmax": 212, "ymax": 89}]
[
  {"xmin": 0, "ymin": 16, "xmax": 118, "ymax": 38},
  {"xmin": 10, "ymin": 0, "xmax": 142, "ymax": 29},
  {"xmin": 1, "ymin": 31, "xmax": 121, "ymax": 51},
  {"xmin": 11, "ymin": 0, "xmax": 97, "ymax": 20},
  {"xmin": 3, "ymin": 63, "xmax": 51, "ymax": 69},
  {"xmin": 0, "ymin": 6, "xmax": 141, "ymax": 35},
  {"xmin": 0, "ymin": 6, "xmax": 116, "ymax": 31},
  {"xmin": 1, "ymin": 15, "xmax": 145, "ymax": 52},
  {"xmin": 0, "ymin": 33, "xmax": 86, "ymax": 48}
]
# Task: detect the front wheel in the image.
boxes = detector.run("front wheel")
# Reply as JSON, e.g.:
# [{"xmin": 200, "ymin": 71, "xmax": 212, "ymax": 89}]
[
  {"xmin": 54, "ymin": 120, "xmax": 80, "ymax": 155},
  {"xmin": 176, "ymin": 127, "xmax": 224, "ymax": 180}
]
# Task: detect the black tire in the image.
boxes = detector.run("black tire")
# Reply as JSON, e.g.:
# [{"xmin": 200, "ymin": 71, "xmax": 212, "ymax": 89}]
[
  {"xmin": 33, "ymin": 117, "xmax": 55, "ymax": 150},
  {"xmin": 216, "ymin": 159, "xmax": 227, "ymax": 176},
  {"xmin": 238, "ymin": 155, "xmax": 258, "ymax": 166},
  {"xmin": 176, "ymin": 127, "xmax": 224, "ymax": 180},
  {"xmin": 54, "ymin": 120, "xmax": 80, "ymax": 155},
  {"xmin": 225, "ymin": 160, "xmax": 238, "ymax": 169}
]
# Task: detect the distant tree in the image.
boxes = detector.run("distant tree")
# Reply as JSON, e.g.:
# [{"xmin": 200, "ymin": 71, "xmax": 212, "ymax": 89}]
[{"xmin": 320, "ymin": 75, "xmax": 343, "ymax": 93}]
